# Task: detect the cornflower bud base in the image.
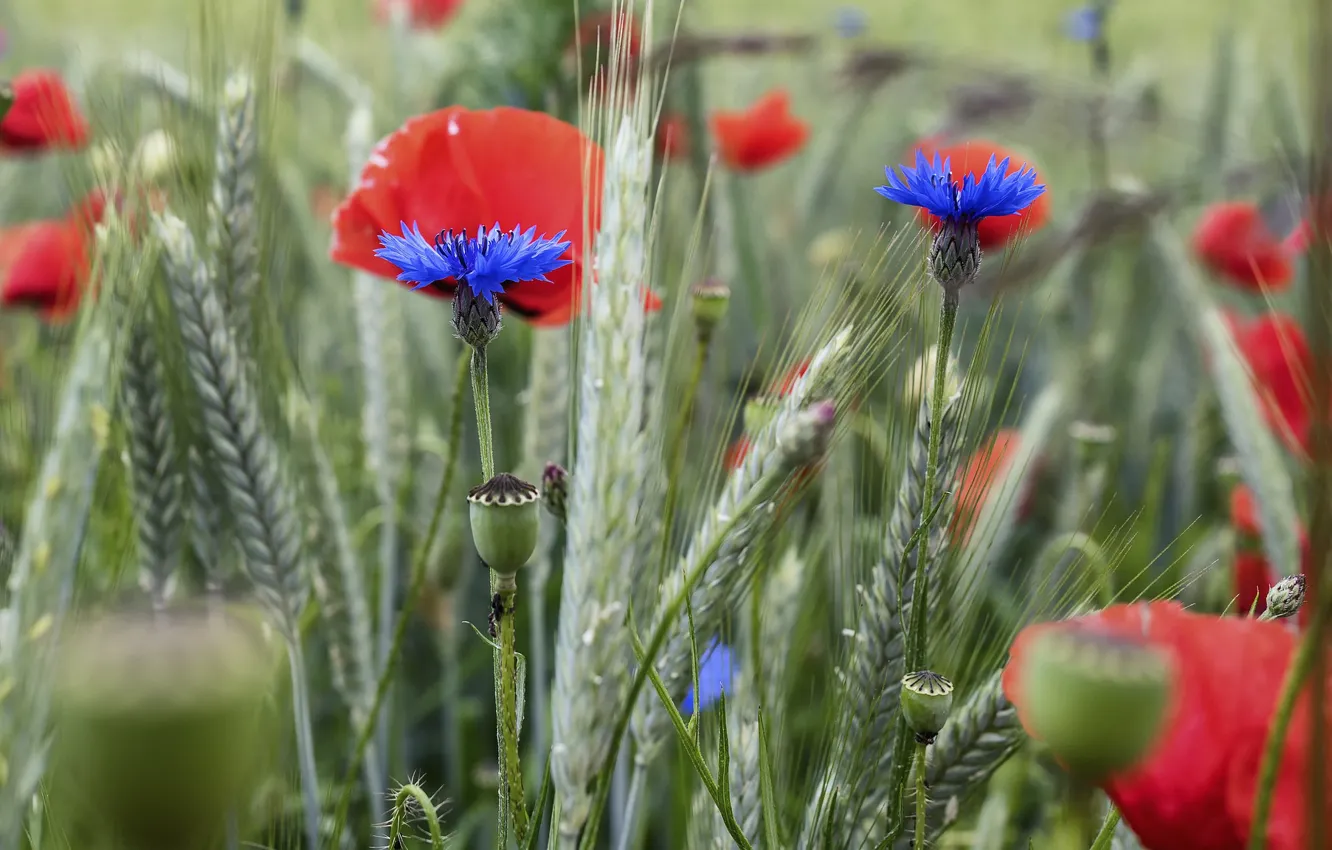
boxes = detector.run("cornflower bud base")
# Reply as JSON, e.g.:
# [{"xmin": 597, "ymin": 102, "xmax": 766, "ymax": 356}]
[
  {"xmin": 929, "ymin": 219, "xmax": 981, "ymax": 297},
  {"xmin": 454, "ymin": 285, "xmax": 503, "ymax": 349}
]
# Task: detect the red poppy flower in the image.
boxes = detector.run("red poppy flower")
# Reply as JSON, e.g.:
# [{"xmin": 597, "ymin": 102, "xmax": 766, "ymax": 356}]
[
  {"xmin": 950, "ymin": 428, "xmax": 1029, "ymax": 545},
  {"xmin": 373, "ymin": 0, "xmax": 464, "ymax": 29},
  {"xmin": 0, "ymin": 70, "xmax": 90, "ymax": 153},
  {"xmin": 1230, "ymin": 484, "xmax": 1262, "ymax": 539},
  {"xmin": 1230, "ymin": 312, "xmax": 1321, "ymax": 457},
  {"xmin": 1004, "ymin": 602, "xmax": 1330, "ymax": 850},
  {"xmin": 331, "ymin": 106, "xmax": 604, "ymax": 326},
  {"xmin": 909, "ymin": 139, "xmax": 1050, "ymax": 249},
  {"xmin": 1192, "ymin": 202, "xmax": 1294, "ymax": 292},
  {"xmin": 709, "ymin": 90, "xmax": 809, "ymax": 172},
  {"xmin": 0, "ymin": 191, "xmax": 107, "ymax": 321},
  {"xmin": 768, "ymin": 360, "xmax": 810, "ymax": 396},
  {"xmin": 656, "ymin": 113, "xmax": 690, "ymax": 162}
]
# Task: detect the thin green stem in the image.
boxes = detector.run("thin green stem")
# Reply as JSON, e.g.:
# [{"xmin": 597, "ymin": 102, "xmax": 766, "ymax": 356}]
[
  {"xmin": 1246, "ymin": 614, "xmax": 1321, "ymax": 849},
  {"xmin": 913, "ymin": 741, "xmax": 928, "ymax": 850},
  {"xmin": 499, "ymin": 587, "xmax": 530, "ymax": 845},
  {"xmin": 885, "ymin": 291, "xmax": 959, "ymax": 842},
  {"xmin": 326, "ymin": 353, "xmax": 469, "ymax": 850},
  {"xmin": 440, "ymin": 610, "xmax": 465, "ymax": 800},
  {"xmin": 471, "ymin": 345, "xmax": 495, "ymax": 480},
  {"xmin": 287, "ymin": 639, "xmax": 322, "ymax": 850},
  {"xmin": 1089, "ymin": 805, "xmax": 1122, "ymax": 850},
  {"xmin": 657, "ymin": 335, "xmax": 711, "ymax": 576},
  {"xmin": 389, "ymin": 783, "xmax": 446, "ymax": 850}
]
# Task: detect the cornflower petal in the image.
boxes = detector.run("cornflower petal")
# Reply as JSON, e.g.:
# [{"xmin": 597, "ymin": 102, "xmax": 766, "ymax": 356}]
[
  {"xmin": 374, "ymin": 221, "xmax": 462, "ymax": 290},
  {"xmin": 877, "ymin": 150, "xmax": 1046, "ymax": 224}
]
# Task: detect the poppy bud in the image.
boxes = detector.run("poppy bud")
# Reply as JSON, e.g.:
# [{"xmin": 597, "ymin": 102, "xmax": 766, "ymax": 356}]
[
  {"xmin": 780, "ymin": 399, "xmax": 837, "ymax": 466},
  {"xmin": 900, "ymin": 670, "xmax": 954, "ymax": 743},
  {"xmin": 1264, "ymin": 574, "xmax": 1306, "ymax": 620},
  {"xmin": 542, "ymin": 462, "xmax": 568, "ymax": 523},
  {"xmin": 1019, "ymin": 626, "xmax": 1172, "ymax": 780},
  {"xmin": 743, "ymin": 395, "xmax": 780, "ymax": 436},
  {"xmin": 468, "ymin": 473, "xmax": 540, "ymax": 587},
  {"xmin": 51, "ymin": 608, "xmax": 278, "ymax": 850},
  {"xmin": 690, "ymin": 280, "xmax": 730, "ymax": 342},
  {"xmin": 929, "ymin": 219, "xmax": 982, "ymax": 295},
  {"xmin": 453, "ymin": 286, "xmax": 503, "ymax": 349}
]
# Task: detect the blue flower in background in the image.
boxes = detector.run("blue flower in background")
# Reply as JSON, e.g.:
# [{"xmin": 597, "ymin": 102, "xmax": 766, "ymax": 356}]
[
  {"xmin": 374, "ymin": 221, "xmax": 572, "ymax": 303},
  {"xmin": 875, "ymin": 150, "xmax": 1046, "ymax": 225},
  {"xmin": 681, "ymin": 642, "xmax": 735, "ymax": 715},
  {"xmin": 1064, "ymin": 5, "xmax": 1106, "ymax": 42},
  {"xmin": 833, "ymin": 7, "xmax": 867, "ymax": 39}
]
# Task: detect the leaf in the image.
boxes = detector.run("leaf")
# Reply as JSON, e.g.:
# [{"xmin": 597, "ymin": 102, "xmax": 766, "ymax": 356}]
[{"xmin": 1150, "ymin": 220, "xmax": 1301, "ymax": 576}]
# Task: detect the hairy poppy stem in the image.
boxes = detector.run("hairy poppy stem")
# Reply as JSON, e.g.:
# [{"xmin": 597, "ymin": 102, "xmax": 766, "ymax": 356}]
[
  {"xmin": 498, "ymin": 588, "xmax": 530, "ymax": 845},
  {"xmin": 657, "ymin": 335, "xmax": 711, "ymax": 577},
  {"xmin": 471, "ymin": 346, "xmax": 496, "ymax": 480},
  {"xmin": 913, "ymin": 741, "xmax": 928, "ymax": 850},
  {"xmin": 389, "ymin": 783, "xmax": 446, "ymax": 850}
]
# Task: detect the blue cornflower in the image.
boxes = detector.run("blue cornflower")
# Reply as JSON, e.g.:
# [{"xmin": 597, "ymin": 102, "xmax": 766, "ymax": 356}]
[
  {"xmin": 680, "ymin": 641, "xmax": 734, "ymax": 715},
  {"xmin": 876, "ymin": 150, "xmax": 1046, "ymax": 292},
  {"xmin": 373, "ymin": 221, "xmax": 573, "ymax": 303},
  {"xmin": 875, "ymin": 150, "xmax": 1046, "ymax": 226},
  {"xmin": 1064, "ymin": 6, "xmax": 1104, "ymax": 42},
  {"xmin": 832, "ymin": 6, "xmax": 868, "ymax": 39}
]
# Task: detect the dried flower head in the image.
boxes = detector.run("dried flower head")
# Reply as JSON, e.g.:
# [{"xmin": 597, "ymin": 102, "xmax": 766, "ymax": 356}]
[
  {"xmin": 900, "ymin": 670, "xmax": 954, "ymax": 743},
  {"xmin": 468, "ymin": 473, "xmax": 541, "ymax": 583}
]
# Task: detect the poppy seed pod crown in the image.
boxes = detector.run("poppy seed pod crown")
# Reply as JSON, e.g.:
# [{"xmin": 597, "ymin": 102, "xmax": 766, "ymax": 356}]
[
  {"xmin": 900, "ymin": 670, "xmax": 954, "ymax": 743},
  {"xmin": 468, "ymin": 473, "xmax": 541, "ymax": 586}
]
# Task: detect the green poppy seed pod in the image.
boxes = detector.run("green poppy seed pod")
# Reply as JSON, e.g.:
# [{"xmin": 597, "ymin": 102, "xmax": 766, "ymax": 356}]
[
  {"xmin": 542, "ymin": 462, "xmax": 569, "ymax": 523},
  {"xmin": 900, "ymin": 670, "xmax": 954, "ymax": 743},
  {"xmin": 743, "ymin": 395, "xmax": 781, "ymax": 436},
  {"xmin": 468, "ymin": 473, "xmax": 540, "ymax": 586},
  {"xmin": 51, "ymin": 608, "xmax": 277, "ymax": 850},
  {"xmin": 453, "ymin": 286, "xmax": 503, "ymax": 349},
  {"xmin": 690, "ymin": 281, "xmax": 731, "ymax": 342},
  {"xmin": 929, "ymin": 219, "xmax": 982, "ymax": 296},
  {"xmin": 1265, "ymin": 574, "xmax": 1307, "ymax": 620},
  {"xmin": 1019, "ymin": 626, "xmax": 1173, "ymax": 780}
]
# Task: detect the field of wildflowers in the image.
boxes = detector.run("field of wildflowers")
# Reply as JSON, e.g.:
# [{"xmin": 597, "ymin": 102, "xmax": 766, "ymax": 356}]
[{"xmin": 0, "ymin": 0, "xmax": 1327, "ymax": 848}]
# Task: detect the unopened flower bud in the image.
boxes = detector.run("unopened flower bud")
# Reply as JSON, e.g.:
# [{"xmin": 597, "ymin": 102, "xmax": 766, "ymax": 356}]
[
  {"xmin": 743, "ymin": 395, "xmax": 781, "ymax": 436},
  {"xmin": 453, "ymin": 287, "xmax": 503, "ymax": 349},
  {"xmin": 468, "ymin": 473, "xmax": 540, "ymax": 586},
  {"xmin": 542, "ymin": 462, "xmax": 568, "ymax": 523},
  {"xmin": 929, "ymin": 219, "xmax": 982, "ymax": 295},
  {"xmin": 1020, "ymin": 626, "xmax": 1172, "ymax": 780},
  {"xmin": 52, "ymin": 608, "xmax": 277, "ymax": 850},
  {"xmin": 1265, "ymin": 575, "xmax": 1307, "ymax": 620},
  {"xmin": 690, "ymin": 281, "xmax": 730, "ymax": 342},
  {"xmin": 900, "ymin": 670, "xmax": 954, "ymax": 743},
  {"xmin": 781, "ymin": 400, "xmax": 836, "ymax": 466}
]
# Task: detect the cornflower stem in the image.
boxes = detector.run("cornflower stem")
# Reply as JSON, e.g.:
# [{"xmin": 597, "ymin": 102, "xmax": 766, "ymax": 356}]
[
  {"xmin": 885, "ymin": 289, "xmax": 959, "ymax": 841},
  {"xmin": 325, "ymin": 354, "xmax": 468, "ymax": 850},
  {"xmin": 472, "ymin": 345, "xmax": 496, "ymax": 480},
  {"xmin": 1246, "ymin": 610, "xmax": 1321, "ymax": 850},
  {"xmin": 389, "ymin": 782, "xmax": 446, "ymax": 850},
  {"xmin": 286, "ymin": 639, "xmax": 322, "ymax": 850},
  {"xmin": 497, "ymin": 584, "xmax": 530, "ymax": 845},
  {"xmin": 912, "ymin": 741, "xmax": 928, "ymax": 850},
  {"xmin": 1089, "ymin": 805, "xmax": 1122, "ymax": 850},
  {"xmin": 657, "ymin": 334, "xmax": 711, "ymax": 574}
]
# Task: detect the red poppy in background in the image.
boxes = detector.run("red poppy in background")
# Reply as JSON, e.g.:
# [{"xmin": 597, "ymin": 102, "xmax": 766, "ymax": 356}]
[
  {"xmin": 331, "ymin": 106, "xmax": 604, "ymax": 326},
  {"xmin": 1230, "ymin": 312, "xmax": 1319, "ymax": 457},
  {"xmin": 0, "ymin": 190, "xmax": 107, "ymax": 321},
  {"xmin": 373, "ymin": 0, "xmax": 464, "ymax": 29},
  {"xmin": 1229, "ymin": 483, "xmax": 1313, "ymax": 623},
  {"xmin": 574, "ymin": 10, "xmax": 643, "ymax": 99},
  {"xmin": 908, "ymin": 138, "xmax": 1050, "ymax": 249},
  {"xmin": 950, "ymin": 428, "xmax": 1029, "ymax": 545},
  {"xmin": 0, "ymin": 70, "xmax": 90, "ymax": 153},
  {"xmin": 724, "ymin": 360, "xmax": 814, "ymax": 471},
  {"xmin": 1004, "ymin": 602, "xmax": 1329, "ymax": 850},
  {"xmin": 1192, "ymin": 202, "xmax": 1294, "ymax": 292},
  {"xmin": 656, "ymin": 113, "xmax": 690, "ymax": 161},
  {"xmin": 710, "ymin": 90, "xmax": 809, "ymax": 172}
]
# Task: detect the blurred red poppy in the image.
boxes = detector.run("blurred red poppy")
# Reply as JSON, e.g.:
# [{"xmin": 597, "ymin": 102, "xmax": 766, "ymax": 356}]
[
  {"xmin": 1004, "ymin": 602, "xmax": 1329, "ymax": 850},
  {"xmin": 310, "ymin": 183, "xmax": 342, "ymax": 224},
  {"xmin": 656, "ymin": 113, "xmax": 690, "ymax": 161},
  {"xmin": 373, "ymin": 0, "xmax": 464, "ymax": 29},
  {"xmin": 0, "ymin": 191, "xmax": 107, "ymax": 321},
  {"xmin": 0, "ymin": 70, "xmax": 89, "ymax": 153},
  {"xmin": 724, "ymin": 360, "xmax": 814, "ymax": 471},
  {"xmin": 574, "ymin": 10, "xmax": 643, "ymax": 99},
  {"xmin": 1228, "ymin": 483, "xmax": 1313, "ymax": 623},
  {"xmin": 909, "ymin": 139, "xmax": 1050, "ymax": 249},
  {"xmin": 710, "ymin": 90, "xmax": 809, "ymax": 172},
  {"xmin": 331, "ymin": 106, "xmax": 603, "ymax": 326},
  {"xmin": 950, "ymin": 428, "xmax": 1028, "ymax": 545},
  {"xmin": 1192, "ymin": 202, "xmax": 1294, "ymax": 292},
  {"xmin": 1230, "ymin": 484, "xmax": 1261, "ymax": 539},
  {"xmin": 1230, "ymin": 312, "xmax": 1319, "ymax": 457}
]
